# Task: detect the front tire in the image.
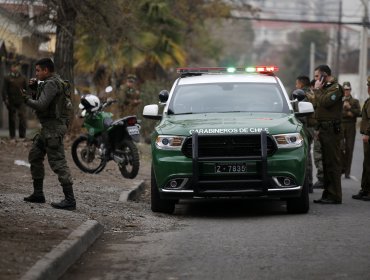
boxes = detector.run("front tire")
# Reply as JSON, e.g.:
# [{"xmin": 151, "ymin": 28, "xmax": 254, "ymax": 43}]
[
  {"xmin": 71, "ymin": 135, "xmax": 106, "ymax": 174},
  {"xmin": 286, "ymin": 176, "xmax": 309, "ymax": 214},
  {"xmin": 151, "ymin": 166, "xmax": 176, "ymax": 214}
]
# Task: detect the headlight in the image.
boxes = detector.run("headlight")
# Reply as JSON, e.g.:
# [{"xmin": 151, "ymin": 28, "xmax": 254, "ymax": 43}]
[
  {"xmin": 273, "ymin": 133, "xmax": 304, "ymax": 148},
  {"xmin": 155, "ymin": 136, "xmax": 186, "ymax": 150}
]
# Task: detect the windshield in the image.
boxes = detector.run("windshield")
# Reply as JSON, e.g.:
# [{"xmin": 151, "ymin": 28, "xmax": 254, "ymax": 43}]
[{"xmin": 168, "ymin": 82, "xmax": 289, "ymax": 114}]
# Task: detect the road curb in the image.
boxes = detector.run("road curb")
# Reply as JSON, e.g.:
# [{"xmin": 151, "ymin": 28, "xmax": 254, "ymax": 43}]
[
  {"xmin": 119, "ymin": 179, "xmax": 146, "ymax": 202},
  {"xmin": 21, "ymin": 219, "xmax": 104, "ymax": 280}
]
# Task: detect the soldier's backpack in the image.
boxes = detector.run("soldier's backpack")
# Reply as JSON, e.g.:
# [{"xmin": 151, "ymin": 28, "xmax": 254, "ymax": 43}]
[{"xmin": 55, "ymin": 78, "xmax": 74, "ymax": 126}]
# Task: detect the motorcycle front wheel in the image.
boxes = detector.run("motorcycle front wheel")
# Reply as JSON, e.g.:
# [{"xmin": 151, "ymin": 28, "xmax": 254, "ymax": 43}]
[
  {"xmin": 116, "ymin": 140, "xmax": 140, "ymax": 179},
  {"xmin": 71, "ymin": 135, "xmax": 106, "ymax": 174}
]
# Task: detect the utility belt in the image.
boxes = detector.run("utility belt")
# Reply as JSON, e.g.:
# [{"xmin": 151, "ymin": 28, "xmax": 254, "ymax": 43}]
[{"xmin": 316, "ymin": 120, "xmax": 341, "ymax": 134}]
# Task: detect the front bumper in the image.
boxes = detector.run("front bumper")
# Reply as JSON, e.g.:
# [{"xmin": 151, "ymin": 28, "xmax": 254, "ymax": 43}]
[
  {"xmin": 160, "ymin": 185, "xmax": 302, "ymax": 199},
  {"xmin": 153, "ymin": 131, "xmax": 307, "ymax": 200}
]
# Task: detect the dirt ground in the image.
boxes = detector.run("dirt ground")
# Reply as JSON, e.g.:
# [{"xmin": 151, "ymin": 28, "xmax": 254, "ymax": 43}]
[{"xmin": 0, "ymin": 136, "xmax": 153, "ymax": 280}]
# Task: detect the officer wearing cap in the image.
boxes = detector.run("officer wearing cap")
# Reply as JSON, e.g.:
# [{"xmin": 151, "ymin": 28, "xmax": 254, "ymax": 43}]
[
  {"xmin": 312, "ymin": 65, "xmax": 343, "ymax": 204},
  {"xmin": 117, "ymin": 74, "xmax": 141, "ymax": 116},
  {"xmin": 341, "ymin": 81, "xmax": 360, "ymax": 179},
  {"xmin": 352, "ymin": 76, "xmax": 370, "ymax": 201}
]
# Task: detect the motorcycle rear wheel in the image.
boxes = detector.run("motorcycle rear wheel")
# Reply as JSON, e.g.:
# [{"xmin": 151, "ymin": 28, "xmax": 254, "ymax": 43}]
[
  {"xmin": 71, "ymin": 135, "xmax": 106, "ymax": 174},
  {"xmin": 117, "ymin": 140, "xmax": 140, "ymax": 179}
]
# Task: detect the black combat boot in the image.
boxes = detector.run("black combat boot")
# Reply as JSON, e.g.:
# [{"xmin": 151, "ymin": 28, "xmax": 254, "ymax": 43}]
[
  {"xmin": 24, "ymin": 179, "xmax": 45, "ymax": 203},
  {"xmin": 51, "ymin": 185, "xmax": 76, "ymax": 210},
  {"xmin": 352, "ymin": 190, "xmax": 369, "ymax": 200}
]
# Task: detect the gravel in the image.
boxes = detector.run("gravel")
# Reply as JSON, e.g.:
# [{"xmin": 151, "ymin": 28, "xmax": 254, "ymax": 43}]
[{"xmin": 0, "ymin": 137, "xmax": 165, "ymax": 280}]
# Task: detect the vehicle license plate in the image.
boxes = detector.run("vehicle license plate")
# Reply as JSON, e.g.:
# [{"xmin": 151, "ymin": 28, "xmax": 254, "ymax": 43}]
[
  {"xmin": 215, "ymin": 162, "xmax": 247, "ymax": 173},
  {"xmin": 127, "ymin": 126, "xmax": 139, "ymax": 135}
]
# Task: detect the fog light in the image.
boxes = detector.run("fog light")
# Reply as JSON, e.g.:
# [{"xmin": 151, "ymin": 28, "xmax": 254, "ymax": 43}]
[
  {"xmin": 283, "ymin": 178, "xmax": 291, "ymax": 186},
  {"xmin": 169, "ymin": 180, "xmax": 178, "ymax": 188}
]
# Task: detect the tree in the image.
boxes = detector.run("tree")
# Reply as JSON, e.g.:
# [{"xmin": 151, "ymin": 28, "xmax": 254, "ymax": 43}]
[{"xmin": 280, "ymin": 29, "xmax": 329, "ymax": 89}]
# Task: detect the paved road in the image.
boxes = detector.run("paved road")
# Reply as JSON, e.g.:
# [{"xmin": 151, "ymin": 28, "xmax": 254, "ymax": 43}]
[{"xmin": 63, "ymin": 133, "xmax": 370, "ymax": 280}]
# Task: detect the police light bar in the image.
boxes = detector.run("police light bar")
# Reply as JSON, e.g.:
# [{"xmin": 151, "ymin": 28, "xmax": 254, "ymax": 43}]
[{"xmin": 177, "ymin": 66, "xmax": 279, "ymax": 74}]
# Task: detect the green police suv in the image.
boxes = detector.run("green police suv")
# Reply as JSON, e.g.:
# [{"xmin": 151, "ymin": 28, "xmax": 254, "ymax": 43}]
[{"xmin": 143, "ymin": 66, "xmax": 314, "ymax": 214}]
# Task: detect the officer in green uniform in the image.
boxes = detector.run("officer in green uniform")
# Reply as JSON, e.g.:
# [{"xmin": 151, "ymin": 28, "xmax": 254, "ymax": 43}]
[
  {"xmin": 23, "ymin": 58, "xmax": 76, "ymax": 210},
  {"xmin": 312, "ymin": 65, "xmax": 343, "ymax": 204},
  {"xmin": 341, "ymin": 81, "xmax": 361, "ymax": 179},
  {"xmin": 352, "ymin": 76, "xmax": 370, "ymax": 201},
  {"xmin": 2, "ymin": 62, "xmax": 28, "ymax": 138},
  {"xmin": 117, "ymin": 74, "xmax": 141, "ymax": 117}
]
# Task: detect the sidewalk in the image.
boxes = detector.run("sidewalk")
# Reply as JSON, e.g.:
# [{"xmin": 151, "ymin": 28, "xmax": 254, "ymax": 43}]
[{"xmin": 0, "ymin": 137, "xmax": 149, "ymax": 280}]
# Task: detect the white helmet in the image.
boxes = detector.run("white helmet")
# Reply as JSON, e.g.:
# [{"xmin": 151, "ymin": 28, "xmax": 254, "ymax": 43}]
[{"xmin": 79, "ymin": 94, "xmax": 101, "ymax": 112}]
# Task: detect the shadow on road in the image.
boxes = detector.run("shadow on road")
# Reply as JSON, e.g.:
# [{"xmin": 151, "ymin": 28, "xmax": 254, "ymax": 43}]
[{"xmin": 174, "ymin": 198, "xmax": 291, "ymax": 218}]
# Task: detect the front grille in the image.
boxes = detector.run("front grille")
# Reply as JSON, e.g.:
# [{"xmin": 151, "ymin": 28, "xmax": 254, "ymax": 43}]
[{"xmin": 182, "ymin": 134, "xmax": 277, "ymax": 158}]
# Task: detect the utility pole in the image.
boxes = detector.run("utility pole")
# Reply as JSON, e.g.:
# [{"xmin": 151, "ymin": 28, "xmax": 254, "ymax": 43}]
[
  {"xmin": 310, "ymin": 42, "xmax": 315, "ymax": 80},
  {"xmin": 335, "ymin": 0, "xmax": 342, "ymax": 76},
  {"xmin": 359, "ymin": 0, "xmax": 369, "ymax": 103}
]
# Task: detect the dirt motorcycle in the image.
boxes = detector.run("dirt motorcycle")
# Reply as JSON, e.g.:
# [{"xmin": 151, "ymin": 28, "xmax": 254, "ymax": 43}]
[{"xmin": 71, "ymin": 94, "xmax": 140, "ymax": 178}]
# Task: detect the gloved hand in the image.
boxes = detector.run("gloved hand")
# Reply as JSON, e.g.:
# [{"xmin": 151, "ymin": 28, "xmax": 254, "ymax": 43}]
[
  {"xmin": 21, "ymin": 88, "xmax": 31, "ymax": 103},
  {"xmin": 28, "ymin": 78, "xmax": 38, "ymax": 91}
]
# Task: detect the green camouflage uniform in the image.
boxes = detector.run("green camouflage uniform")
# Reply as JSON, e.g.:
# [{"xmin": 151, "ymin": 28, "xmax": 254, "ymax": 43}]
[
  {"xmin": 117, "ymin": 84, "xmax": 141, "ymax": 117},
  {"xmin": 307, "ymin": 87, "xmax": 324, "ymax": 185},
  {"xmin": 314, "ymin": 78, "xmax": 343, "ymax": 202},
  {"xmin": 25, "ymin": 74, "xmax": 73, "ymax": 196},
  {"xmin": 301, "ymin": 87, "xmax": 316, "ymax": 188},
  {"xmin": 341, "ymin": 94, "xmax": 361, "ymax": 177},
  {"xmin": 2, "ymin": 71, "xmax": 27, "ymax": 138}
]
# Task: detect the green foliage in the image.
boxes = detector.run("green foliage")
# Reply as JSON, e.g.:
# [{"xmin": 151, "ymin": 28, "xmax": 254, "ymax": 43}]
[{"xmin": 280, "ymin": 29, "xmax": 329, "ymax": 89}]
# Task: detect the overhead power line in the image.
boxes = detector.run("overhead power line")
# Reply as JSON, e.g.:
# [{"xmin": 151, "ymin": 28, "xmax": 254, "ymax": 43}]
[{"xmin": 232, "ymin": 15, "xmax": 368, "ymax": 26}]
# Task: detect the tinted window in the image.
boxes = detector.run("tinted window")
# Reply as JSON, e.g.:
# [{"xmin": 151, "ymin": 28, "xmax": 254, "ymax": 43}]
[{"xmin": 169, "ymin": 83, "xmax": 288, "ymax": 114}]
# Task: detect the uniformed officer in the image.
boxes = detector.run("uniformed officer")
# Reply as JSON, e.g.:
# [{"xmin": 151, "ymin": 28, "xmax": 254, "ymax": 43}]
[
  {"xmin": 341, "ymin": 81, "xmax": 361, "ymax": 179},
  {"xmin": 312, "ymin": 65, "xmax": 343, "ymax": 204},
  {"xmin": 23, "ymin": 58, "xmax": 76, "ymax": 210},
  {"xmin": 352, "ymin": 76, "xmax": 370, "ymax": 201},
  {"xmin": 117, "ymin": 74, "xmax": 141, "ymax": 117},
  {"xmin": 2, "ymin": 62, "xmax": 28, "ymax": 139}
]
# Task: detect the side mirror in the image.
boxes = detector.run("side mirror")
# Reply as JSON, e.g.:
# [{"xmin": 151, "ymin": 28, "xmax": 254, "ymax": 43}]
[
  {"xmin": 143, "ymin": 104, "xmax": 162, "ymax": 120},
  {"xmin": 159, "ymin": 90, "xmax": 169, "ymax": 103},
  {"xmin": 295, "ymin": 101, "xmax": 314, "ymax": 117}
]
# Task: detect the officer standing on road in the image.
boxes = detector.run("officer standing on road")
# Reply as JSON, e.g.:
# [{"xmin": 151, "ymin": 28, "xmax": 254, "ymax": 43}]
[
  {"xmin": 22, "ymin": 58, "xmax": 76, "ymax": 210},
  {"xmin": 2, "ymin": 62, "xmax": 28, "ymax": 139},
  {"xmin": 312, "ymin": 65, "xmax": 343, "ymax": 204},
  {"xmin": 352, "ymin": 76, "xmax": 370, "ymax": 201},
  {"xmin": 341, "ymin": 81, "xmax": 361, "ymax": 179}
]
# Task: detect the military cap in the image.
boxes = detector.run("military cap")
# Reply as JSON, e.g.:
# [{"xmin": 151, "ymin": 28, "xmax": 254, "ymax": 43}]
[
  {"xmin": 127, "ymin": 74, "xmax": 137, "ymax": 82},
  {"xmin": 342, "ymin": 81, "xmax": 351, "ymax": 89},
  {"xmin": 367, "ymin": 76, "xmax": 370, "ymax": 86}
]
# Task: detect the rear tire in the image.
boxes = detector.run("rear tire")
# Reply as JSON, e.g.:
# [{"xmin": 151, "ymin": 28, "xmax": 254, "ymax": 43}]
[
  {"xmin": 151, "ymin": 166, "xmax": 176, "ymax": 214},
  {"xmin": 118, "ymin": 140, "xmax": 140, "ymax": 179},
  {"xmin": 286, "ymin": 176, "xmax": 309, "ymax": 214}
]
